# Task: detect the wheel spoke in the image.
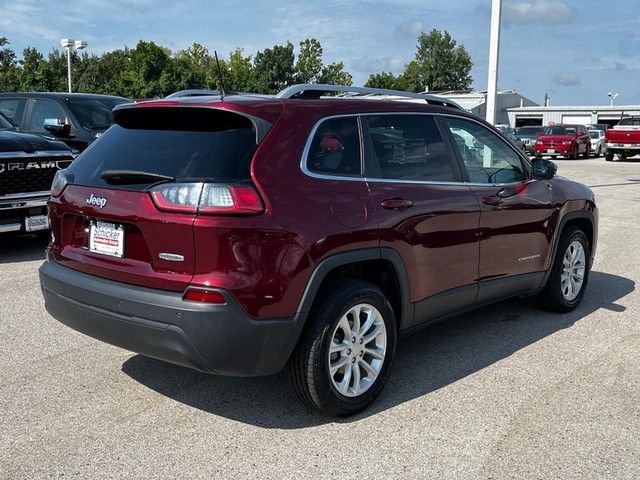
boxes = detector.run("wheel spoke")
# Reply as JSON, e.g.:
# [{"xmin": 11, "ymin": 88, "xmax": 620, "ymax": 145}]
[
  {"xmin": 338, "ymin": 314, "xmax": 353, "ymax": 338},
  {"xmin": 363, "ymin": 324, "xmax": 384, "ymax": 345},
  {"xmin": 365, "ymin": 346, "xmax": 385, "ymax": 360},
  {"xmin": 359, "ymin": 359, "xmax": 378, "ymax": 378},
  {"xmin": 351, "ymin": 363, "xmax": 361, "ymax": 395},
  {"xmin": 330, "ymin": 341, "xmax": 348, "ymax": 354},
  {"xmin": 351, "ymin": 305, "xmax": 361, "ymax": 337},
  {"xmin": 337, "ymin": 362, "xmax": 352, "ymax": 395},
  {"xmin": 359, "ymin": 308, "xmax": 376, "ymax": 336},
  {"xmin": 330, "ymin": 357, "xmax": 348, "ymax": 375}
]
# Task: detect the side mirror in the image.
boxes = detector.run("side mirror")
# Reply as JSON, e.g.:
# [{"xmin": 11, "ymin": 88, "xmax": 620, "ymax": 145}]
[
  {"xmin": 533, "ymin": 158, "xmax": 556, "ymax": 180},
  {"xmin": 44, "ymin": 118, "xmax": 71, "ymax": 138}
]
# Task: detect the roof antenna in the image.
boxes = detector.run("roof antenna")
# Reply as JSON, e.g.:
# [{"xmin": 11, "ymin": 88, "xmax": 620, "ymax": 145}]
[{"xmin": 214, "ymin": 51, "xmax": 226, "ymax": 100}]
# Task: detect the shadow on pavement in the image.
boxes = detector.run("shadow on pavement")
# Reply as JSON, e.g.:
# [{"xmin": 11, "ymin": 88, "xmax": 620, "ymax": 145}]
[
  {"xmin": 122, "ymin": 270, "xmax": 634, "ymax": 429},
  {"xmin": 0, "ymin": 233, "xmax": 48, "ymax": 263}
]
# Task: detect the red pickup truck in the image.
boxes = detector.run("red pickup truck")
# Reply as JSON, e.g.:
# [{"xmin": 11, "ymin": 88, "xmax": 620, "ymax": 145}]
[{"xmin": 604, "ymin": 117, "xmax": 640, "ymax": 161}]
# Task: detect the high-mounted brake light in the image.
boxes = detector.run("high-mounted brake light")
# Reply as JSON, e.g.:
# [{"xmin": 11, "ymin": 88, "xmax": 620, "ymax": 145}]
[
  {"xmin": 150, "ymin": 182, "xmax": 264, "ymax": 215},
  {"xmin": 183, "ymin": 288, "xmax": 226, "ymax": 304},
  {"xmin": 50, "ymin": 169, "xmax": 73, "ymax": 197}
]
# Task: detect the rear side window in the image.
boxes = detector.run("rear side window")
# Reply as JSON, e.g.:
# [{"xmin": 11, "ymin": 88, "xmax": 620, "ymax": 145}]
[
  {"xmin": 69, "ymin": 107, "xmax": 258, "ymax": 190},
  {"xmin": 619, "ymin": 118, "xmax": 640, "ymax": 126},
  {"xmin": 306, "ymin": 117, "xmax": 361, "ymax": 176},
  {"xmin": 0, "ymin": 98, "xmax": 26, "ymax": 124},
  {"xmin": 366, "ymin": 114, "xmax": 456, "ymax": 182}
]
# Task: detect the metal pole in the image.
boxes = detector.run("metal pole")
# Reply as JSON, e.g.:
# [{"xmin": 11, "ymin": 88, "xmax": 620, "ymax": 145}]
[
  {"xmin": 66, "ymin": 46, "xmax": 72, "ymax": 93},
  {"xmin": 485, "ymin": 0, "xmax": 502, "ymax": 125}
]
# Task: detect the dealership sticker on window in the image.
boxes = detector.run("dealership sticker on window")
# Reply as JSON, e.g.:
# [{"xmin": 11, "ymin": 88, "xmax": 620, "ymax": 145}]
[{"xmin": 89, "ymin": 220, "xmax": 124, "ymax": 258}]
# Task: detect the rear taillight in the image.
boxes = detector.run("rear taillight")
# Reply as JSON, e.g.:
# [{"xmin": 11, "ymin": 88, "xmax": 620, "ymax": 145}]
[
  {"xmin": 50, "ymin": 169, "xmax": 73, "ymax": 197},
  {"xmin": 150, "ymin": 182, "xmax": 264, "ymax": 215},
  {"xmin": 183, "ymin": 288, "xmax": 226, "ymax": 304}
]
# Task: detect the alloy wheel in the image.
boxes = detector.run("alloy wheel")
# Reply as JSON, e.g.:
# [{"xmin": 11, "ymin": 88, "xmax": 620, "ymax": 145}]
[
  {"xmin": 327, "ymin": 303, "xmax": 387, "ymax": 397},
  {"xmin": 561, "ymin": 240, "xmax": 586, "ymax": 301}
]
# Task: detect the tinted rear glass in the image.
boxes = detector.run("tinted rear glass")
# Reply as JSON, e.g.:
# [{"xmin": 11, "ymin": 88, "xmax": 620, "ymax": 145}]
[
  {"xmin": 619, "ymin": 118, "xmax": 640, "ymax": 126},
  {"xmin": 69, "ymin": 107, "xmax": 257, "ymax": 190}
]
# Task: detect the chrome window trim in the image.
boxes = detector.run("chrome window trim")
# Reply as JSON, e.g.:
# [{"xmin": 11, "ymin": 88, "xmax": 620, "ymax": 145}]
[{"xmin": 300, "ymin": 111, "xmax": 532, "ymax": 187}]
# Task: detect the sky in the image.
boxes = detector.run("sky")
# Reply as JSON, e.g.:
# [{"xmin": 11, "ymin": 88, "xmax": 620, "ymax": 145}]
[{"xmin": 1, "ymin": 0, "xmax": 639, "ymax": 106}]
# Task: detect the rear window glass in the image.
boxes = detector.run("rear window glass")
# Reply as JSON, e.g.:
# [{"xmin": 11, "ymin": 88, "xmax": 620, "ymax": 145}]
[
  {"xmin": 69, "ymin": 107, "xmax": 258, "ymax": 190},
  {"xmin": 619, "ymin": 118, "xmax": 640, "ymax": 126}
]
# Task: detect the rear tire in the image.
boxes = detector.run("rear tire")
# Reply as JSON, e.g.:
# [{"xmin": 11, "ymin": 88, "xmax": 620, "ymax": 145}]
[
  {"xmin": 538, "ymin": 227, "xmax": 591, "ymax": 313},
  {"xmin": 289, "ymin": 279, "xmax": 397, "ymax": 416},
  {"xmin": 605, "ymin": 151, "xmax": 614, "ymax": 161},
  {"xmin": 583, "ymin": 145, "xmax": 590, "ymax": 159}
]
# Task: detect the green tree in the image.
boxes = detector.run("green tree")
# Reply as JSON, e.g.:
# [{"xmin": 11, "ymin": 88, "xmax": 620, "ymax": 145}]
[
  {"xmin": 295, "ymin": 38, "xmax": 323, "ymax": 83},
  {"xmin": 364, "ymin": 71, "xmax": 398, "ymax": 89},
  {"xmin": 121, "ymin": 40, "xmax": 171, "ymax": 98},
  {"xmin": 223, "ymin": 48, "xmax": 257, "ymax": 92},
  {"xmin": 0, "ymin": 37, "xmax": 20, "ymax": 91},
  {"xmin": 411, "ymin": 29, "xmax": 472, "ymax": 91},
  {"xmin": 19, "ymin": 47, "xmax": 44, "ymax": 91},
  {"xmin": 35, "ymin": 49, "xmax": 68, "ymax": 92},
  {"xmin": 317, "ymin": 61, "xmax": 352, "ymax": 86},
  {"xmin": 254, "ymin": 41, "xmax": 295, "ymax": 93}
]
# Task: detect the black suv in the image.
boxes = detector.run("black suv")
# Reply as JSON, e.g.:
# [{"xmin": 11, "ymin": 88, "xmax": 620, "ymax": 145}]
[
  {"xmin": 0, "ymin": 93, "xmax": 129, "ymax": 154},
  {"xmin": 0, "ymin": 111, "xmax": 73, "ymax": 234}
]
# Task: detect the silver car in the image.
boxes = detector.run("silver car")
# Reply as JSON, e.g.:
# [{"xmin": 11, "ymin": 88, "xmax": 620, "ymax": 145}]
[{"xmin": 589, "ymin": 129, "xmax": 605, "ymax": 156}]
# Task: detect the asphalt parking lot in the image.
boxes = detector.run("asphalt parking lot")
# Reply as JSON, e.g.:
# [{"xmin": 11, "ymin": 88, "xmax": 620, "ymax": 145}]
[{"xmin": 1, "ymin": 155, "xmax": 639, "ymax": 479}]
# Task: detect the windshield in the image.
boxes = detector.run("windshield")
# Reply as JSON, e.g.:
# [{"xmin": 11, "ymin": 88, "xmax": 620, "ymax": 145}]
[
  {"xmin": 589, "ymin": 131, "xmax": 600, "ymax": 139},
  {"xmin": 66, "ymin": 97, "xmax": 129, "ymax": 130},
  {"xmin": 515, "ymin": 126, "xmax": 544, "ymax": 136},
  {"xmin": 0, "ymin": 111, "xmax": 16, "ymax": 130},
  {"xmin": 544, "ymin": 126, "xmax": 576, "ymax": 136}
]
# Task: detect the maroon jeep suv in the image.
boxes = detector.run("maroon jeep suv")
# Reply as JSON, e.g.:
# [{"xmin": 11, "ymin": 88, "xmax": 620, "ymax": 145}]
[{"xmin": 39, "ymin": 85, "xmax": 598, "ymax": 416}]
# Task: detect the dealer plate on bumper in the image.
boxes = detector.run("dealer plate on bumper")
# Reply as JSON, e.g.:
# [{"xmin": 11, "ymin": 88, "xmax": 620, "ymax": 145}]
[
  {"xmin": 89, "ymin": 220, "xmax": 124, "ymax": 258},
  {"xmin": 25, "ymin": 215, "xmax": 49, "ymax": 232}
]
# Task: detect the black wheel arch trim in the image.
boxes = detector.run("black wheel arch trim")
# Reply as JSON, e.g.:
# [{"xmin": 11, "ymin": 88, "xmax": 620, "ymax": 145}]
[
  {"xmin": 540, "ymin": 208, "xmax": 595, "ymax": 288},
  {"xmin": 295, "ymin": 247, "xmax": 413, "ymax": 330}
]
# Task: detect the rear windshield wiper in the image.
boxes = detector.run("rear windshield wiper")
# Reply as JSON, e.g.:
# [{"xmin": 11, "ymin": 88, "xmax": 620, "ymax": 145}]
[{"xmin": 101, "ymin": 170, "xmax": 175, "ymax": 185}]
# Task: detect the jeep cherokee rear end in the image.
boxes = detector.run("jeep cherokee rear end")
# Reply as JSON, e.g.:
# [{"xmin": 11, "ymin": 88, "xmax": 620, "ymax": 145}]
[{"xmin": 40, "ymin": 85, "xmax": 597, "ymax": 416}]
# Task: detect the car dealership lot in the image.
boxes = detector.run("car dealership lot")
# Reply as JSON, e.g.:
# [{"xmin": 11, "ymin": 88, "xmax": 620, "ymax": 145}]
[{"xmin": 1, "ymin": 158, "xmax": 638, "ymax": 479}]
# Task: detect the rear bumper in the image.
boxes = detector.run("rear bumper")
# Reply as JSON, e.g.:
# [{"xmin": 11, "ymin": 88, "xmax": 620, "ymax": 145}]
[
  {"xmin": 39, "ymin": 259, "xmax": 302, "ymax": 376},
  {"xmin": 605, "ymin": 143, "xmax": 640, "ymax": 152}
]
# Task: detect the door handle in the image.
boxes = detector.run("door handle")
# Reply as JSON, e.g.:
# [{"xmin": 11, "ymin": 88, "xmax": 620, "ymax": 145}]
[
  {"xmin": 381, "ymin": 198, "xmax": 414, "ymax": 211},
  {"xmin": 481, "ymin": 195, "xmax": 502, "ymax": 206}
]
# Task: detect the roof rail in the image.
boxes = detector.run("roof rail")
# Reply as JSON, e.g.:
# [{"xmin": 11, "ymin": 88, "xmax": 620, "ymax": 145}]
[
  {"xmin": 165, "ymin": 89, "xmax": 221, "ymax": 98},
  {"xmin": 276, "ymin": 84, "xmax": 463, "ymax": 109}
]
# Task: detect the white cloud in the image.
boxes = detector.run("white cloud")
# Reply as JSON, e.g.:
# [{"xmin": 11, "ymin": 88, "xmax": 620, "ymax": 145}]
[
  {"xmin": 503, "ymin": 0, "xmax": 573, "ymax": 25},
  {"xmin": 394, "ymin": 20, "xmax": 424, "ymax": 38},
  {"xmin": 552, "ymin": 72, "xmax": 581, "ymax": 86},
  {"xmin": 352, "ymin": 55, "xmax": 405, "ymax": 74}
]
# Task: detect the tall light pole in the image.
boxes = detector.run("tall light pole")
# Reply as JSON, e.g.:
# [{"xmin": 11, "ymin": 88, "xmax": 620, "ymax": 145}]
[
  {"xmin": 607, "ymin": 92, "xmax": 619, "ymax": 106},
  {"xmin": 485, "ymin": 0, "xmax": 502, "ymax": 125},
  {"xmin": 60, "ymin": 38, "xmax": 87, "ymax": 93}
]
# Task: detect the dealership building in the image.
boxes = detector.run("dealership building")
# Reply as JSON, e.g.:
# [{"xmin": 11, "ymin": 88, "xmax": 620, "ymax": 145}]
[
  {"xmin": 436, "ymin": 90, "xmax": 538, "ymax": 125},
  {"xmin": 507, "ymin": 105, "xmax": 640, "ymax": 128}
]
